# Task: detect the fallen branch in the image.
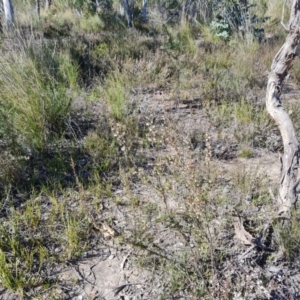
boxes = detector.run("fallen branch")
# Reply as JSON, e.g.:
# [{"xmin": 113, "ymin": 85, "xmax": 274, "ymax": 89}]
[{"xmin": 233, "ymin": 217, "xmax": 254, "ymax": 245}]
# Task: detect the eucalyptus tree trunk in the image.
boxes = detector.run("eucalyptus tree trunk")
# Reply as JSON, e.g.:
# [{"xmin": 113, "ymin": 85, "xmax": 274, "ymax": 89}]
[
  {"xmin": 124, "ymin": 0, "xmax": 134, "ymax": 27},
  {"xmin": 3, "ymin": 0, "xmax": 14, "ymax": 29},
  {"xmin": 119, "ymin": 2, "xmax": 125, "ymax": 16},
  {"xmin": 36, "ymin": 0, "xmax": 40, "ymax": 18},
  {"xmin": 235, "ymin": 0, "xmax": 300, "ymax": 246},
  {"xmin": 45, "ymin": 0, "xmax": 51, "ymax": 11},
  {"xmin": 142, "ymin": 0, "xmax": 147, "ymax": 23},
  {"xmin": 266, "ymin": 0, "xmax": 300, "ymax": 217}
]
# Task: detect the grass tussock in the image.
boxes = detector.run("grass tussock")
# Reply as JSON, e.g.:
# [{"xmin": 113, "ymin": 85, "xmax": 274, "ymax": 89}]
[{"xmin": 0, "ymin": 39, "xmax": 76, "ymax": 152}]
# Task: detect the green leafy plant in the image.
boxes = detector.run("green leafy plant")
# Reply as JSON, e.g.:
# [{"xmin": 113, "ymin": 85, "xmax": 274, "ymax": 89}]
[{"xmin": 210, "ymin": 20, "xmax": 231, "ymax": 40}]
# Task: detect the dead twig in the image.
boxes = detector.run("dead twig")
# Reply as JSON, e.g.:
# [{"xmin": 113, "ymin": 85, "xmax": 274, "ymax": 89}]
[
  {"xmin": 281, "ymin": 0, "xmax": 289, "ymax": 31},
  {"xmin": 233, "ymin": 216, "xmax": 254, "ymax": 246},
  {"xmin": 238, "ymin": 244, "xmax": 256, "ymax": 261},
  {"xmin": 113, "ymin": 282, "xmax": 143, "ymax": 296},
  {"xmin": 120, "ymin": 251, "xmax": 132, "ymax": 270}
]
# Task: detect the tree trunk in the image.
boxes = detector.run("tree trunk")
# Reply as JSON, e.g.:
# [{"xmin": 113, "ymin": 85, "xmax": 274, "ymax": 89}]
[
  {"xmin": 142, "ymin": 0, "xmax": 147, "ymax": 23},
  {"xmin": 266, "ymin": 0, "xmax": 300, "ymax": 217},
  {"xmin": 45, "ymin": 0, "xmax": 51, "ymax": 11},
  {"xmin": 123, "ymin": 0, "xmax": 134, "ymax": 27},
  {"xmin": 3, "ymin": 0, "xmax": 14, "ymax": 29},
  {"xmin": 36, "ymin": 0, "xmax": 40, "ymax": 19}
]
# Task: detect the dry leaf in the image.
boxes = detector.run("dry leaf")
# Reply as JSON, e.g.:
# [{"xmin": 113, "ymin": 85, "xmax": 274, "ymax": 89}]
[{"xmin": 101, "ymin": 223, "xmax": 118, "ymax": 239}]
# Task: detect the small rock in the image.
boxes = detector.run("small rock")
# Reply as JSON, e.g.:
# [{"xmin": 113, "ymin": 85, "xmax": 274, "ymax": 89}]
[{"xmin": 268, "ymin": 266, "xmax": 280, "ymax": 273}]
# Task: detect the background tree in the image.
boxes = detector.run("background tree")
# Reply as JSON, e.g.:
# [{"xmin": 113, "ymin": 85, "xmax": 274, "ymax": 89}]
[
  {"xmin": 45, "ymin": 0, "xmax": 51, "ymax": 11},
  {"xmin": 3, "ymin": 0, "xmax": 14, "ymax": 29},
  {"xmin": 141, "ymin": 0, "xmax": 147, "ymax": 23},
  {"xmin": 36, "ymin": 0, "xmax": 40, "ymax": 18}
]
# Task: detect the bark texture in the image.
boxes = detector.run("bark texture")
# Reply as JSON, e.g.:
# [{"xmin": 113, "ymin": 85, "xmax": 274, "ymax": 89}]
[
  {"xmin": 45, "ymin": 0, "xmax": 51, "ymax": 11},
  {"xmin": 36, "ymin": 0, "xmax": 40, "ymax": 18},
  {"xmin": 142, "ymin": 0, "xmax": 147, "ymax": 23},
  {"xmin": 3, "ymin": 0, "xmax": 14, "ymax": 29},
  {"xmin": 266, "ymin": 0, "xmax": 300, "ymax": 216}
]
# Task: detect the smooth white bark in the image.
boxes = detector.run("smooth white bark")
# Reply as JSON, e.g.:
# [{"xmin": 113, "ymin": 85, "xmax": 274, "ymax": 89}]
[
  {"xmin": 142, "ymin": 0, "xmax": 147, "ymax": 23},
  {"xmin": 45, "ymin": 0, "xmax": 51, "ymax": 11},
  {"xmin": 3, "ymin": 0, "xmax": 14, "ymax": 29},
  {"xmin": 123, "ymin": 0, "xmax": 134, "ymax": 27}
]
